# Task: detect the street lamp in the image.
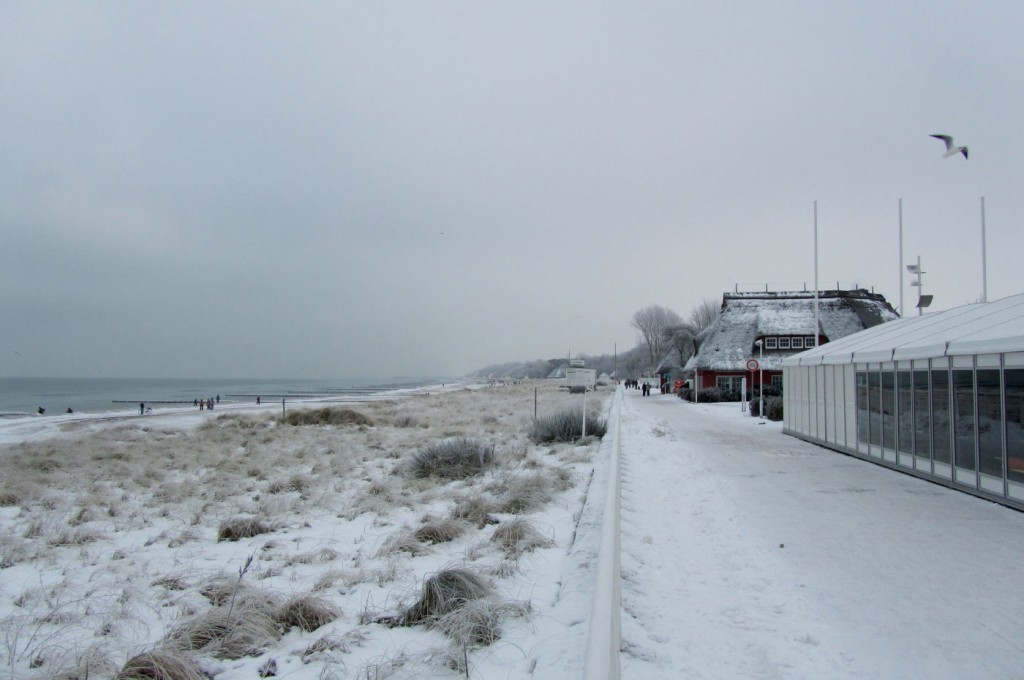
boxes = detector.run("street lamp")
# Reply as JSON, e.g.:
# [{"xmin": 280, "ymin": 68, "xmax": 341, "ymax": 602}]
[{"xmin": 754, "ymin": 339, "xmax": 764, "ymax": 419}]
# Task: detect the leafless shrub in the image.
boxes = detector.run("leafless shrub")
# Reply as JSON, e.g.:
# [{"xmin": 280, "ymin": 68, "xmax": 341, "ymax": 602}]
[
  {"xmin": 217, "ymin": 517, "xmax": 272, "ymax": 542},
  {"xmin": 113, "ymin": 647, "xmax": 207, "ymax": 680},
  {"xmin": 490, "ymin": 519, "xmax": 553, "ymax": 558},
  {"xmin": 391, "ymin": 409, "xmax": 421, "ymax": 428},
  {"xmin": 277, "ymin": 594, "xmax": 340, "ymax": 631},
  {"xmin": 408, "ymin": 438, "xmax": 495, "ymax": 480},
  {"xmin": 283, "ymin": 408, "xmax": 373, "ymax": 427},
  {"xmin": 413, "ymin": 518, "xmax": 467, "ymax": 545}
]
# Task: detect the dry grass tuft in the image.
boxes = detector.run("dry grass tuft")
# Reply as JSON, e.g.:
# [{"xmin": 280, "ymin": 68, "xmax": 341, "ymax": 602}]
[
  {"xmin": 450, "ymin": 494, "xmax": 500, "ymax": 529},
  {"xmin": 434, "ymin": 597, "xmax": 531, "ymax": 646},
  {"xmin": 266, "ymin": 474, "xmax": 314, "ymax": 494},
  {"xmin": 167, "ymin": 603, "xmax": 280, "ymax": 659},
  {"xmin": 375, "ymin": 531, "xmax": 429, "ymax": 558},
  {"xmin": 408, "ymin": 438, "xmax": 495, "ymax": 480},
  {"xmin": 490, "ymin": 518, "xmax": 553, "ymax": 557},
  {"xmin": 300, "ymin": 629, "xmax": 367, "ymax": 662},
  {"xmin": 413, "ymin": 518, "xmax": 468, "ymax": 545},
  {"xmin": 399, "ymin": 568, "xmax": 492, "ymax": 626},
  {"xmin": 114, "ymin": 647, "xmax": 207, "ymax": 680},
  {"xmin": 216, "ymin": 517, "xmax": 272, "ymax": 542},
  {"xmin": 531, "ymin": 409, "xmax": 608, "ymax": 443},
  {"xmin": 277, "ymin": 594, "xmax": 340, "ymax": 631},
  {"xmin": 283, "ymin": 408, "xmax": 373, "ymax": 427},
  {"xmin": 287, "ymin": 547, "xmax": 339, "ymax": 566},
  {"xmin": 490, "ymin": 472, "xmax": 555, "ymax": 514}
]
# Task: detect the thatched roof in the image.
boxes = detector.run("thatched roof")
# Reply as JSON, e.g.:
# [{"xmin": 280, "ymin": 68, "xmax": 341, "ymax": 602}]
[{"xmin": 684, "ymin": 289, "xmax": 898, "ymax": 372}]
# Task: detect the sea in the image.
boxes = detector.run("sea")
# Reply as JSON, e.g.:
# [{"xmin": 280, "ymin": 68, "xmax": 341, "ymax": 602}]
[{"xmin": 0, "ymin": 376, "xmax": 455, "ymax": 417}]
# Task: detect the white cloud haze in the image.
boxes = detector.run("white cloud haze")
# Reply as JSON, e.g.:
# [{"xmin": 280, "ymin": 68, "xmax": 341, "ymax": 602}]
[{"xmin": 3, "ymin": 2, "xmax": 1022, "ymax": 378}]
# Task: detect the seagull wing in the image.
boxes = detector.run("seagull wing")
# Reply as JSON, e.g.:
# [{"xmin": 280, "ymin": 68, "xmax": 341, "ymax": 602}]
[
  {"xmin": 930, "ymin": 134, "xmax": 954, "ymax": 150},
  {"xmin": 961, "ymin": 147, "xmax": 969, "ymax": 159}
]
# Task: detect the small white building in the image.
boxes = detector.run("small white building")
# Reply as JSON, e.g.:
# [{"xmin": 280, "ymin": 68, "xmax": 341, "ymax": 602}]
[{"xmin": 782, "ymin": 294, "xmax": 1024, "ymax": 510}]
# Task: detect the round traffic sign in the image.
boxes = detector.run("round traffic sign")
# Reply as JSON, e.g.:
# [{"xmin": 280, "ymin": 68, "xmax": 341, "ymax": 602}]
[{"xmin": 746, "ymin": 359, "xmax": 759, "ymax": 371}]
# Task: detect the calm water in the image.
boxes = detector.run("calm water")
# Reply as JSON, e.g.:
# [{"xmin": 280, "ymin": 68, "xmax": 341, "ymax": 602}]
[{"xmin": 0, "ymin": 377, "xmax": 452, "ymax": 416}]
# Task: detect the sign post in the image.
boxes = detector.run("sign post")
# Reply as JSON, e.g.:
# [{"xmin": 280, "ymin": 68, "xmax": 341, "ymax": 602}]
[{"xmin": 746, "ymin": 358, "xmax": 759, "ymax": 416}]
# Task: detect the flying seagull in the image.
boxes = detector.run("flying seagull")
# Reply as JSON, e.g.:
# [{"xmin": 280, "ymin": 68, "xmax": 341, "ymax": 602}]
[{"xmin": 931, "ymin": 134, "xmax": 968, "ymax": 159}]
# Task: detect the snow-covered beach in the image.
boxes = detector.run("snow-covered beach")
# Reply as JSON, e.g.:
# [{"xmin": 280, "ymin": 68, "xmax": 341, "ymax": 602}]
[{"xmin": 3, "ymin": 383, "xmax": 1024, "ymax": 679}]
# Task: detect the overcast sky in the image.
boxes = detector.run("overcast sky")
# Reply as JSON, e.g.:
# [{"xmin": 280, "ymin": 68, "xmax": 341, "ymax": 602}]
[{"xmin": 3, "ymin": 2, "xmax": 1022, "ymax": 379}]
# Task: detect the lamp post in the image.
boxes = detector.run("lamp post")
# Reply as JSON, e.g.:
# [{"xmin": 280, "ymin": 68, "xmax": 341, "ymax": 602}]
[{"xmin": 754, "ymin": 339, "xmax": 764, "ymax": 419}]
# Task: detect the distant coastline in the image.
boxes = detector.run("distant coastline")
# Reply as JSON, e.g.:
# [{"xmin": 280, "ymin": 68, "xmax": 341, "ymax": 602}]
[{"xmin": 0, "ymin": 376, "xmax": 456, "ymax": 417}]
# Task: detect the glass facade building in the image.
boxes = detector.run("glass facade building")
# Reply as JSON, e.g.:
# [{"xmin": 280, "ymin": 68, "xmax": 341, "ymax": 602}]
[{"xmin": 782, "ymin": 295, "xmax": 1024, "ymax": 510}]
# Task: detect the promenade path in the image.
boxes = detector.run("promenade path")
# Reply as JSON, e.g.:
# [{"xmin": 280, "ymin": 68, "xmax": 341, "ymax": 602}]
[{"xmin": 615, "ymin": 389, "xmax": 1024, "ymax": 679}]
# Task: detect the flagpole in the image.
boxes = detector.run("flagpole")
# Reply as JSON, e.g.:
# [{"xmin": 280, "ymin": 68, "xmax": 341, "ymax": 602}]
[
  {"xmin": 898, "ymin": 198, "xmax": 904, "ymax": 317},
  {"xmin": 814, "ymin": 200, "xmax": 819, "ymax": 346},
  {"xmin": 981, "ymin": 196, "xmax": 988, "ymax": 303}
]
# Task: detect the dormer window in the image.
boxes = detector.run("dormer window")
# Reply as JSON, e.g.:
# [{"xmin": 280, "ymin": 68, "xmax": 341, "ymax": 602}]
[
  {"xmin": 778, "ymin": 337, "xmax": 791, "ymax": 349},
  {"xmin": 764, "ymin": 337, "xmax": 777, "ymax": 349},
  {"xmin": 792, "ymin": 337, "xmax": 804, "ymax": 349}
]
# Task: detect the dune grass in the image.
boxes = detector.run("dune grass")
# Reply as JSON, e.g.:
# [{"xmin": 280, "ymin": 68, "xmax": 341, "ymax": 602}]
[{"xmin": 0, "ymin": 381, "xmax": 611, "ymax": 679}]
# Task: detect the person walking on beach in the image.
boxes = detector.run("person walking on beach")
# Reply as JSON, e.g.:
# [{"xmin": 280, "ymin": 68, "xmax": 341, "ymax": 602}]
[
  {"xmin": 199, "ymin": 399, "xmax": 204, "ymax": 411},
  {"xmin": 256, "ymin": 396, "xmax": 261, "ymax": 405},
  {"xmin": 140, "ymin": 402, "xmax": 145, "ymax": 415}
]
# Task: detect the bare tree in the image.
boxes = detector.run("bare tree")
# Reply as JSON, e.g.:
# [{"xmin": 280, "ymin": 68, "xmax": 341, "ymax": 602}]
[
  {"xmin": 689, "ymin": 297, "xmax": 721, "ymax": 331},
  {"xmin": 631, "ymin": 305, "xmax": 683, "ymax": 366},
  {"xmin": 662, "ymin": 323, "xmax": 698, "ymax": 366}
]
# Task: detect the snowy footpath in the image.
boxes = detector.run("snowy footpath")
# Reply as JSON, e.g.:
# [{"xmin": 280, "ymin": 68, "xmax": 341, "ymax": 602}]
[{"xmin": 614, "ymin": 390, "xmax": 1024, "ymax": 679}]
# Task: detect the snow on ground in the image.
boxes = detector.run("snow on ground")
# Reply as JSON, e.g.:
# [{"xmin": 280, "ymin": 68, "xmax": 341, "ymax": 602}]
[
  {"xmin": 0, "ymin": 382, "xmax": 611, "ymax": 679},
  {"xmin": 4, "ymin": 383, "xmax": 1024, "ymax": 679},
  {"xmin": 617, "ymin": 390, "xmax": 1024, "ymax": 679}
]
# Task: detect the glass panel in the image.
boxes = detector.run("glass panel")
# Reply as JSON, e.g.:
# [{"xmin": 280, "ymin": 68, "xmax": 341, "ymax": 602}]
[
  {"xmin": 779, "ymin": 337, "xmax": 791, "ymax": 349},
  {"xmin": 977, "ymin": 369, "xmax": 1002, "ymax": 478},
  {"xmin": 792, "ymin": 337, "xmax": 804, "ymax": 349},
  {"xmin": 932, "ymin": 369, "xmax": 951, "ymax": 464},
  {"xmin": 857, "ymin": 371, "xmax": 869, "ymax": 445},
  {"xmin": 881, "ymin": 371, "xmax": 896, "ymax": 450},
  {"xmin": 805, "ymin": 336, "xmax": 816, "ymax": 346},
  {"xmin": 953, "ymin": 370, "xmax": 976, "ymax": 471},
  {"xmin": 1006, "ymin": 369, "xmax": 1024, "ymax": 483},
  {"xmin": 898, "ymin": 371, "xmax": 914, "ymax": 454},
  {"xmin": 869, "ymin": 371, "xmax": 882, "ymax": 447},
  {"xmin": 913, "ymin": 370, "xmax": 931, "ymax": 459},
  {"xmin": 765, "ymin": 337, "xmax": 777, "ymax": 349}
]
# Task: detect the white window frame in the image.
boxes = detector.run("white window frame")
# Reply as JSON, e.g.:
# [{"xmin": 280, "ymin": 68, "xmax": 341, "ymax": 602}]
[
  {"xmin": 716, "ymin": 375, "xmax": 744, "ymax": 392},
  {"xmin": 792, "ymin": 337, "xmax": 804, "ymax": 349},
  {"xmin": 778, "ymin": 337, "xmax": 791, "ymax": 350},
  {"xmin": 765, "ymin": 337, "xmax": 778, "ymax": 349},
  {"xmin": 805, "ymin": 336, "xmax": 816, "ymax": 346}
]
